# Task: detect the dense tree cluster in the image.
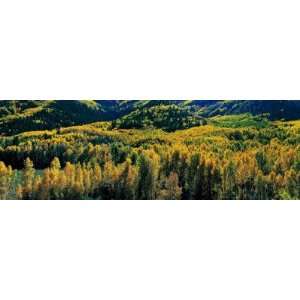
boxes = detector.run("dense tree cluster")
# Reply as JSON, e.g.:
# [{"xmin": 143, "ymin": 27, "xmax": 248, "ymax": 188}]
[
  {"xmin": 0, "ymin": 117, "xmax": 299, "ymax": 200},
  {"xmin": 8, "ymin": 144, "xmax": 299, "ymax": 200},
  {"xmin": 112, "ymin": 105, "xmax": 207, "ymax": 131},
  {"xmin": 0, "ymin": 100, "xmax": 123, "ymax": 136}
]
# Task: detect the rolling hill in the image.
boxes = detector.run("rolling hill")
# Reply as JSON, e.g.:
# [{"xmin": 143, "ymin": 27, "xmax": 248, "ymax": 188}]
[
  {"xmin": 0, "ymin": 100, "xmax": 300, "ymax": 136},
  {"xmin": 0, "ymin": 100, "xmax": 299, "ymax": 200},
  {"xmin": 195, "ymin": 100, "xmax": 300, "ymax": 120}
]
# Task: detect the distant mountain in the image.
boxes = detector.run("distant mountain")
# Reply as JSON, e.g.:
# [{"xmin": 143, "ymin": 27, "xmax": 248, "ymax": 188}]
[{"xmin": 0, "ymin": 100, "xmax": 300, "ymax": 136}]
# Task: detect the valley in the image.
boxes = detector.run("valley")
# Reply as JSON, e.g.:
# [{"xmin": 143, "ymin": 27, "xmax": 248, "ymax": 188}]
[{"xmin": 0, "ymin": 100, "xmax": 299, "ymax": 200}]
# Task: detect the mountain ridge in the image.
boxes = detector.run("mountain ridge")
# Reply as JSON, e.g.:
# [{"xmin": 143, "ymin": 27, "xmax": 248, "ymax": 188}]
[{"xmin": 0, "ymin": 100, "xmax": 299, "ymax": 136}]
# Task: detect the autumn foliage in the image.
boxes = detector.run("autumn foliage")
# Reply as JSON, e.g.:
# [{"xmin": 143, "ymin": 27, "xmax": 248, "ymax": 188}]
[{"xmin": 0, "ymin": 107, "xmax": 299, "ymax": 200}]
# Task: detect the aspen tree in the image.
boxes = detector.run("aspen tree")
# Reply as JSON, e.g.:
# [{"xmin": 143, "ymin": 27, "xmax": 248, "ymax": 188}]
[
  {"xmin": 22, "ymin": 158, "xmax": 35, "ymax": 199},
  {"xmin": 0, "ymin": 161, "xmax": 12, "ymax": 199}
]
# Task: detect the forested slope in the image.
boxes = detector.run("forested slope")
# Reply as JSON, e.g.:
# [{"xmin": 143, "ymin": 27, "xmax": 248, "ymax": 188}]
[
  {"xmin": 0, "ymin": 117, "xmax": 299, "ymax": 200},
  {"xmin": 112, "ymin": 104, "xmax": 207, "ymax": 131},
  {"xmin": 1, "ymin": 100, "xmax": 300, "ymax": 136},
  {"xmin": 0, "ymin": 100, "xmax": 299, "ymax": 200},
  {"xmin": 195, "ymin": 100, "xmax": 300, "ymax": 120}
]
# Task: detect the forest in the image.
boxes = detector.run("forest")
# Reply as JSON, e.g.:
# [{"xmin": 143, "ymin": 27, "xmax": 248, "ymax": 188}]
[{"xmin": 0, "ymin": 100, "xmax": 299, "ymax": 200}]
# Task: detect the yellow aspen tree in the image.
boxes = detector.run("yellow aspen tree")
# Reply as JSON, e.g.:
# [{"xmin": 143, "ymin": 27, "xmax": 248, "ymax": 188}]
[
  {"xmin": 74, "ymin": 164, "xmax": 84, "ymax": 198},
  {"xmin": 64, "ymin": 162, "xmax": 76, "ymax": 190},
  {"xmin": 22, "ymin": 158, "xmax": 35, "ymax": 199},
  {"xmin": 83, "ymin": 167, "xmax": 92, "ymax": 196},
  {"xmin": 59, "ymin": 172, "xmax": 68, "ymax": 199},
  {"xmin": 93, "ymin": 164, "xmax": 102, "ymax": 186},
  {"xmin": 32, "ymin": 175, "xmax": 42, "ymax": 199},
  {"xmin": 40, "ymin": 168, "xmax": 51, "ymax": 200},
  {"xmin": 0, "ymin": 161, "xmax": 12, "ymax": 200}
]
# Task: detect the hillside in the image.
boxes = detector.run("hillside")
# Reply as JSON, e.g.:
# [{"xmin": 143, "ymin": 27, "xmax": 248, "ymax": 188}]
[
  {"xmin": 0, "ymin": 100, "xmax": 299, "ymax": 200},
  {"xmin": 0, "ymin": 100, "xmax": 208, "ymax": 135},
  {"xmin": 1, "ymin": 100, "xmax": 300, "ymax": 136},
  {"xmin": 0, "ymin": 100, "xmax": 114, "ymax": 136},
  {"xmin": 195, "ymin": 100, "xmax": 300, "ymax": 120},
  {"xmin": 0, "ymin": 116, "xmax": 299, "ymax": 200},
  {"xmin": 112, "ymin": 104, "xmax": 207, "ymax": 131}
]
